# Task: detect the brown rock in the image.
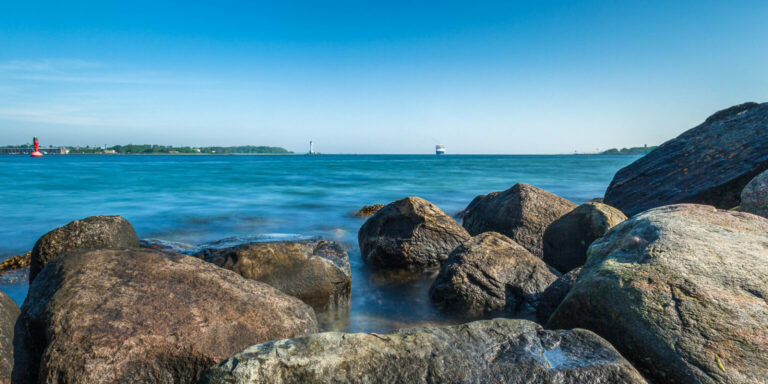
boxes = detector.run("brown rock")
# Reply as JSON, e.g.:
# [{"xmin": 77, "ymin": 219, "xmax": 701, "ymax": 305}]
[
  {"xmin": 358, "ymin": 197, "xmax": 471, "ymax": 271},
  {"xmin": 13, "ymin": 248, "xmax": 317, "ymax": 384},
  {"xmin": 461, "ymin": 183, "xmax": 576, "ymax": 258},
  {"xmin": 430, "ymin": 232, "xmax": 558, "ymax": 318},
  {"xmin": 0, "ymin": 292, "xmax": 18, "ymax": 384},
  {"xmin": 196, "ymin": 240, "xmax": 351, "ymax": 311},
  {"xmin": 351, "ymin": 204, "xmax": 385, "ymax": 217},
  {"xmin": 30, "ymin": 215, "xmax": 139, "ymax": 282},
  {"xmin": 542, "ymin": 202, "xmax": 627, "ymax": 273}
]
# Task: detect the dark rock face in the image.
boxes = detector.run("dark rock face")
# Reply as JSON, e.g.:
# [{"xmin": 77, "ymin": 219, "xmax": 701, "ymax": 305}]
[
  {"xmin": 0, "ymin": 292, "xmax": 18, "ymax": 384},
  {"xmin": 430, "ymin": 232, "xmax": 558, "ymax": 318},
  {"xmin": 536, "ymin": 267, "xmax": 581, "ymax": 324},
  {"xmin": 542, "ymin": 202, "xmax": 626, "ymax": 273},
  {"xmin": 740, "ymin": 169, "xmax": 768, "ymax": 218},
  {"xmin": 461, "ymin": 183, "xmax": 576, "ymax": 258},
  {"xmin": 13, "ymin": 249, "xmax": 317, "ymax": 384},
  {"xmin": 30, "ymin": 215, "xmax": 139, "ymax": 282},
  {"xmin": 195, "ymin": 240, "xmax": 351, "ymax": 311},
  {"xmin": 547, "ymin": 204, "xmax": 768, "ymax": 384},
  {"xmin": 199, "ymin": 318, "xmax": 647, "ymax": 384},
  {"xmin": 604, "ymin": 102, "xmax": 768, "ymax": 216},
  {"xmin": 358, "ymin": 197, "xmax": 471, "ymax": 271}
]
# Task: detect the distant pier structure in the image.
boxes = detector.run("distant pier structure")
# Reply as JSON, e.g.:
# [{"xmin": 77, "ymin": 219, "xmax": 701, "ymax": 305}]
[{"xmin": 435, "ymin": 144, "xmax": 446, "ymax": 155}]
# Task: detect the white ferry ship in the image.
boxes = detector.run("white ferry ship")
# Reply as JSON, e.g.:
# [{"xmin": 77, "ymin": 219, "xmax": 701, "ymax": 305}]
[{"xmin": 435, "ymin": 144, "xmax": 446, "ymax": 155}]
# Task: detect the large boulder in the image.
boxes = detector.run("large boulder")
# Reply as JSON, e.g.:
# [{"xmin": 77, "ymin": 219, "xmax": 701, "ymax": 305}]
[
  {"xmin": 199, "ymin": 318, "xmax": 647, "ymax": 384},
  {"xmin": 358, "ymin": 197, "xmax": 471, "ymax": 271},
  {"xmin": 740, "ymin": 169, "xmax": 768, "ymax": 218},
  {"xmin": 13, "ymin": 249, "xmax": 317, "ymax": 384},
  {"xmin": 535, "ymin": 267, "xmax": 581, "ymax": 324},
  {"xmin": 430, "ymin": 232, "xmax": 558, "ymax": 318},
  {"xmin": 0, "ymin": 292, "xmax": 18, "ymax": 384},
  {"xmin": 30, "ymin": 215, "xmax": 139, "ymax": 282},
  {"xmin": 461, "ymin": 183, "xmax": 576, "ymax": 258},
  {"xmin": 604, "ymin": 102, "xmax": 768, "ymax": 216},
  {"xmin": 195, "ymin": 240, "xmax": 351, "ymax": 311},
  {"xmin": 542, "ymin": 202, "xmax": 627, "ymax": 273},
  {"xmin": 547, "ymin": 204, "xmax": 768, "ymax": 384}
]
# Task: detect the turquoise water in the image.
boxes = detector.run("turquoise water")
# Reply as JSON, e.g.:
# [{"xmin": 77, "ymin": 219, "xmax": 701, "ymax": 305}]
[{"xmin": 0, "ymin": 154, "xmax": 637, "ymax": 332}]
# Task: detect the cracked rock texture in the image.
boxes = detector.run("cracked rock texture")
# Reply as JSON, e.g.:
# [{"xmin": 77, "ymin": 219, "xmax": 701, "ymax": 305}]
[
  {"xmin": 547, "ymin": 204, "xmax": 768, "ymax": 384},
  {"xmin": 461, "ymin": 183, "xmax": 576, "ymax": 259},
  {"xmin": 199, "ymin": 318, "xmax": 647, "ymax": 384},
  {"xmin": 0, "ymin": 292, "xmax": 18, "ymax": 384},
  {"xmin": 358, "ymin": 197, "xmax": 470, "ymax": 271},
  {"xmin": 196, "ymin": 239, "xmax": 351, "ymax": 311},
  {"xmin": 430, "ymin": 232, "xmax": 557, "ymax": 318},
  {"xmin": 13, "ymin": 248, "xmax": 317, "ymax": 384},
  {"xmin": 604, "ymin": 102, "xmax": 768, "ymax": 216},
  {"xmin": 30, "ymin": 215, "xmax": 139, "ymax": 282}
]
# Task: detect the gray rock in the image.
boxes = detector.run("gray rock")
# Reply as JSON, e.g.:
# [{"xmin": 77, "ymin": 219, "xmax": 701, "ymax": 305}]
[
  {"xmin": 195, "ymin": 239, "xmax": 351, "ymax": 311},
  {"xmin": 536, "ymin": 267, "xmax": 581, "ymax": 324},
  {"xmin": 547, "ymin": 204, "xmax": 768, "ymax": 384},
  {"xmin": 358, "ymin": 197, "xmax": 471, "ymax": 271},
  {"xmin": 461, "ymin": 183, "xmax": 576, "ymax": 258},
  {"xmin": 30, "ymin": 215, "xmax": 139, "ymax": 282},
  {"xmin": 0, "ymin": 292, "xmax": 18, "ymax": 384},
  {"xmin": 604, "ymin": 102, "xmax": 768, "ymax": 216},
  {"xmin": 13, "ymin": 248, "xmax": 317, "ymax": 384},
  {"xmin": 740, "ymin": 169, "xmax": 768, "ymax": 218},
  {"xmin": 542, "ymin": 202, "xmax": 627, "ymax": 273},
  {"xmin": 430, "ymin": 232, "xmax": 558, "ymax": 318},
  {"xmin": 199, "ymin": 318, "xmax": 647, "ymax": 384}
]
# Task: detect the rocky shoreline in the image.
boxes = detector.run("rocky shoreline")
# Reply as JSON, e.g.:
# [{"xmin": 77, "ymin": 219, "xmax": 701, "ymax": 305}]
[{"xmin": 0, "ymin": 102, "xmax": 766, "ymax": 383}]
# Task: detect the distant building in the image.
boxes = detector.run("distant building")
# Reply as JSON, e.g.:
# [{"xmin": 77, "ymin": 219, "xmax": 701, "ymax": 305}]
[{"xmin": 104, "ymin": 149, "xmax": 117, "ymax": 154}]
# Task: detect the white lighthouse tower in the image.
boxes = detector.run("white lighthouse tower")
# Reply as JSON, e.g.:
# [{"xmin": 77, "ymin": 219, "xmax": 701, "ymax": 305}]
[{"xmin": 309, "ymin": 140, "xmax": 314, "ymax": 155}]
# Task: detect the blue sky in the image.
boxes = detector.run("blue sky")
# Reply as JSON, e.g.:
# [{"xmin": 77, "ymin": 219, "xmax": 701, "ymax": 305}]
[{"xmin": 1, "ymin": 1, "xmax": 766, "ymax": 154}]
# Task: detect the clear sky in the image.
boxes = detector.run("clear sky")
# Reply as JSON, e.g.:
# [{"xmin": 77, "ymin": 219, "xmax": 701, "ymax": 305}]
[{"xmin": 1, "ymin": 1, "xmax": 766, "ymax": 154}]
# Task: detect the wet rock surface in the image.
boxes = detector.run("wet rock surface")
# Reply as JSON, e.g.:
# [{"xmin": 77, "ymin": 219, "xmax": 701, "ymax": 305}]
[
  {"xmin": 358, "ymin": 197, "xmax": 471, "ymax": 271},
  {"xmin": 13, "ymin": 248, "xmax": 317, "ymax": 384},
  {"xmin": 430, "ymin": 232, "xmax": 558, "ymax": 319},
  {"xmin": 543, "ymin": 202, "xmax": 626, "ymax": 273},
  {"xmin": 547, "ymin": 204, "xmax": 768, "ymax": 384},
  {"xmin": 0, "ymin": 292, "xmax": 18, "ymax": 384},
  {"xmin": 461, "ymin": 183, "xmax": 576, "ymax": 258},
  {"xmin": 29, "ymin": 215, "xmax": 139, "ymax": 282},
  {"xmin": 195, "ymin": 239, "xmax": 351, "ymax": 311},
  {"xmin": 604, "ymin": 102, "xmax": 768, "ymax": 216},
  {"xmin": 351, "ymin": 204, "xmax": 385, "ymax": 217},
  {"xmin": 199, "ymin": 318, "xmax": 647, "ymax": 384},
  {"xmin": 740, "ymin": 169, "xmax": 768, "ymax": 218},
  {"xmin": 536, "ymin": 267, "xmax": 581, "ymax": 324}
]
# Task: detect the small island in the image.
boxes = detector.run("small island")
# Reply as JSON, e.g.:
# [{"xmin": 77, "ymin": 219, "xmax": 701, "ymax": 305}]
[
  {"xmin": 1, "ymin": 144, "xmax": 293, "ymax": 155},
  {"xmin": 599, "ymin": 145, "xmax": 658, "ymax": 155}
]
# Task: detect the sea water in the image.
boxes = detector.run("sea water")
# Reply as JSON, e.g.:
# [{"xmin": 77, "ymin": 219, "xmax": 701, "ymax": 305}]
[{"xmin": 0, "ymin": 154, "xmax": 638, "ymax": 332}]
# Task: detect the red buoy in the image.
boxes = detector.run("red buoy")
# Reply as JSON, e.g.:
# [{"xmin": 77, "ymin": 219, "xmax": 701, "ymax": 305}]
[{"xmin": 30, "ymin": 137, "xmax": 43, "ymax": 157}]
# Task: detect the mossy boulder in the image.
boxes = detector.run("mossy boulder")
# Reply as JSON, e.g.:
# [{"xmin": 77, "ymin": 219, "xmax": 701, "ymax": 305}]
[
  {"xmin": 547, "ymin": 204, "xmax": 768, "ymax": 384},
  {"xmin": 200, "ymin": 318, "xmax": 647, "ymax": 384}
]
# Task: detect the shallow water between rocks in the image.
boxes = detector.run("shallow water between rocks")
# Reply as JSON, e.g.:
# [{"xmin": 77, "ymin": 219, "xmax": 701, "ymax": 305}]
[{"xmin": 0, "ymin": 154, "xmax": 638, "ymax": 333}]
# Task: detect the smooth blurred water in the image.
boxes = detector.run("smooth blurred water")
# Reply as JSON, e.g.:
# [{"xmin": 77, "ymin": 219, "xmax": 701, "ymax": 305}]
[{"xmin": 0, "ymin": 154, "xmax": 637, "ymax": 332}]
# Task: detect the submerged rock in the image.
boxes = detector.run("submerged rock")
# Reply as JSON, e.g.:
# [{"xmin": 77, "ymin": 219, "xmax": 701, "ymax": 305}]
[
  {"xmin": 430, "ymin": 232, "xmax": 557, "ymax": 318},
  {"xmin": 740, "ymin": 169, "xmax": 768, "ymax": 218},
  {"xmin": 0, "ymin": 292, "xmax": 18, "ymax": 384},
  {"xmin": 199, "ymin": 318, "xmax": 647, "ymax": 384},
  {"xmin": 358, "ymin": 197, "xmax": 471, "ymax": 271},
  {"xmin": 0, "ymin": 253, "xmax": 30, "ymax": 273},
  {"xmin": 604, "ymin": 102, "xmax": 768, "ymax": 216},
  {"xmin": 351, "ymin": 204, "xmax": 385, "ymax": 217},
  {"xmin": 536, "ymin": 267, "xmax": 581, "ymax": 324},
  {"xmin": 461, "ymin": 183, "xmax": 576, "ymax": 258},
  {"xmin": 547, "ymin": 204, "xmax": 768, "ymax": 384},
  {"xmin": 29, "ymin": 215, "xmax": 139, "ymax": 282},
  {"xmin": 196, "ymin": 239, "xmax": 351, "ymax": 311},
  {"xmin": 13, "ymin": 248, "xmax": 317, "ymax": 384},
  {"xmin": 542, "ymin": 202, "xmax": 626, "ymax": 273}
]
